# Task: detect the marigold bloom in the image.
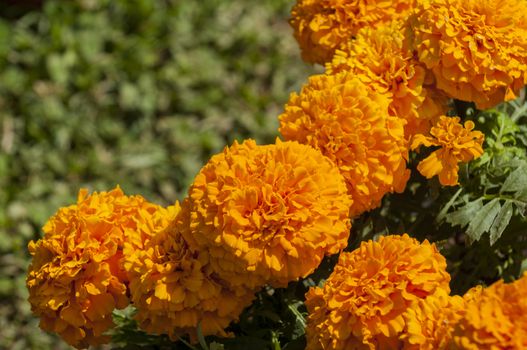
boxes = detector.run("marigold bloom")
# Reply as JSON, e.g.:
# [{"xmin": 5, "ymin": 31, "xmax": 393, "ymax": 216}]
[
  {"xmin": 401, "ymin": 290, "xmax": 465, "ymax": 350},
  {"xmin": 279, "ymin": 72, "xmax": 410, "ymax": 217},
  {"xmin": 327, "ymin": 21, "xmax": 449, "ymax": 138},
  {"xmin": 26, "ymin": 187, "xmax": 167, "ymax": 349},
  {"xmin": 450, "ymin": 274, "xmax": 527, "ymax": 349},
  {"xmin": 411, "ymin": 0, "xmax": 527, "ymax": 109},
  {"xmin": 290, "ymin": 0, "xmax": 417, "ymax": 64},
  {"xmin": 124, "ymin": 201, "xmax": 255, "ymax": 342},
  {"xmin": 182, "ymin": 139, "xmax": 352, "ymax": 289},
  {"xmin": 305, "ymin": 234, "xmax": 451, "ymax": 350},
  {"xmin": 411, "ymin": 116, "xmax": 484, "ymax": 186}
]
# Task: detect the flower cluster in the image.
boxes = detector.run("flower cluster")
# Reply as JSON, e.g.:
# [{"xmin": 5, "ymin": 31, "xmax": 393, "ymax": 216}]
[
  {"xmin": 290, "ymin": 0, "xmax": 417, "ymax": 64},
  {"xmin": 26, "ymin": 187, "xmax": 167, "ymax": 348},
  {"xmin": 449, "ymin": 274, "xmax": 527, "ymax": 349},
  {"xmin": 305, "ymin": 234, "xmax": 451, "ymax": 349},
  {"xmin": 411, "ymin": 0, "xmax": 527, "ymax": 109},
  {"xmin": 123, "ymin": 202, "xmax": 255, "ymax": 341},
  {"xmin": 305, "ymin": 234, "xmax": 527, "ymax": 350},
  {"xmin": 326, "ymin": 21, "xmax": 448, "ymax": 138},
  {"xmin": 181, "ymin": 138, "xmax": 352, "ymax": 289},
  {"xmin": 411, "ymin": 116, "xmax": 485, "ymax": 186},
  {"xmin": 27, "ymin": 1, "xmax": 527, "ymax": 348},
  {"xmin": 279, "ymin": 72, "xmax": 409, "ymax": 217}
]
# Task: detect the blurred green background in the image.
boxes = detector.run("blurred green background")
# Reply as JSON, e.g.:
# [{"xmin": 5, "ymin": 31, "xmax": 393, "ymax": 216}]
[{"xmin": 0, "ymin": 0, "xmax": 314, "ymax": 348}]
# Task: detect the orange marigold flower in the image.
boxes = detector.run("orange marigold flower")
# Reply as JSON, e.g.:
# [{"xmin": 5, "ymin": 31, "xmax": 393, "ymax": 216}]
[
  {"xmin": 326, "ymin": 21, "xmax": 449, "ymax": 138},
  {"xmin": 450, "ymin": 274, "xmax": 527, "ymax": 349},
  {"xmin": 290, "ymin": 0, "xmax": 417, "ymax": 64},
  {"xmin": 461, "ymin": 285, "xmax": 484, "ymax": 304},
  {"xmin": 124, "ymin": 201, "xmax": 255, "ymax": 342},
  {"xmin": 411, "ymin": 116, "xmax": 484, "ymax": 186},
  {"xmin": 305, "ymin": 234, "xmax": 451, "ymax": 350},
  {"xmin": 26, "ymin": 187, "xmax": 167, "ymax": 349},
  {"xmin": 279, "ymin": 72, "xmax": 410, "ymax": 217},
  {"xmin": 182, "ymin": 139, "xmax": 352, "ymax": 289},
  {"xmin": 401, "ymin": 290, "xmax": 465, "ymax": 350},
  {"xmin": 411, "ymin": 0, "xmax": 527, "ymax": 109}
]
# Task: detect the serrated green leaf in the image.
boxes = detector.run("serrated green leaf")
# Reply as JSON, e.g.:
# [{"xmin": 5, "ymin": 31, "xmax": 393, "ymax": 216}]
[
  {"xmin": 466, "ymin": 198, "xmax": 501, "ymax": 243},
  {"xmin": 501, "ymin": 165, "xmax": 527, "ymax": 193},
  {"xmin": 446, "ymin": 199, "xmax": 483, "ymax": 228},
  {"xmin": 489, "ymin": 201, "xmax": 513, "ymax": 245}
]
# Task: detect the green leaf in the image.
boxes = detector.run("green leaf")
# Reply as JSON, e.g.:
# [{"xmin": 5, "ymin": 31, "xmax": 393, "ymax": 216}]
[
  {"xmin": 466, "ymin": 198, "xmax": 501, "ymax": 243},
  {"xmin": 446, "ymin": 199, "xmax": 483, "ymax": 228},
  {"xmin": 489, "ymin": 201, "xmax": 513, "ymax": 245},
  {"xmin": 501, "ymin": 164, "xmax": 527, "ymax": 193},
  {"xmin": 196, "ymin": 322, "xmax": 209, "ymax": 350},
  {"xmin": 209, "ymin": 342, "xmax": 225, "ymax": 350},
  {"xmin": 436, "ymin": 187, "xmax": 463, "ymax": 223}
]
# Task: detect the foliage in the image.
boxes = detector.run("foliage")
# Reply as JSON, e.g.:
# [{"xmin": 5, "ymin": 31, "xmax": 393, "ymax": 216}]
[{"xmin": 0, "ymin": 0, "xmax": 312, "ymax": 348}]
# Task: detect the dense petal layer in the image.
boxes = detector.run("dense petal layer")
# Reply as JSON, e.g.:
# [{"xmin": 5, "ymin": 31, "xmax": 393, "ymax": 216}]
[
  {"xmin": 305, "ymin": 234, "xmax": 451, "ymax": 350},
  {"xmin": 279, "ymin": 72, "xmax": 410, "ymax": 217},
  {"xmin": 290, "ymin": 0, "xmax": 417, "ymax": 64},
  {"xmin": 450, "ymin": 274, "xmax": 527, "ymax": 349},
  {"xmin": 411, "ymin": 0, "xmax": 527, "ymax": 109},
  {"xmin": 124, "ymin": 202, "xmax": 255, "ymax": 341},
  {"xmin": 182, "ymin": 139, "xmax": 352, "ymax": 289},
  {"xmin": 27, "ymin": 187, "xmax": 169, "ymax": 349},
  {"xmin": 327, "ymin": 21, "xmax": 449, "ymax": 138}
]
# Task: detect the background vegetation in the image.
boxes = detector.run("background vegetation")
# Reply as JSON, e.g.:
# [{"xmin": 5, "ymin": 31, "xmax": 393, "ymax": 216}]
[
  {"xmin": 1, "ymin": 0, "xmax": 526, "ymax": 349},
  {"xmin": 0, "ymin": 1, "xmax": 313, "ymax": 348}
]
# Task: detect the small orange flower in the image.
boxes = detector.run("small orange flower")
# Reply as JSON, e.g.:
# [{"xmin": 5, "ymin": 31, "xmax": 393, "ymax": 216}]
[
  {"xmin": 326, "ymin": 21, "xmax": 449, "ymax": 138},
  {"xmin": 279, "ymin": 72, "xmax": 410, "ymax": 217},
  {"xmin": 26, "ymin": 187, "xmax": 168, "ymax": 349},
  {"xmin": 305, "ymin": 234, "xmax": 451, "ymax": 350},
  {"xmin": 411, "ymin": 0, "xmax": 527, "ymax": 109},
  {"xmin": 182, "ymin": 139, "xmax": 352, "ymax": 289},
  {"xmin": 449, "ymin": 274, "xmax": 527, "ymax": 349},
  {"xmin": 411, "ymin": 116, "xmax": 484, "ymax": 186},
  {"xmin": 290, "ymin": 0, "xmax": 417, "ymax": 64},
  {"xmin": 124, "ymin": 202, "xmax": 255, "ymax": 342}
]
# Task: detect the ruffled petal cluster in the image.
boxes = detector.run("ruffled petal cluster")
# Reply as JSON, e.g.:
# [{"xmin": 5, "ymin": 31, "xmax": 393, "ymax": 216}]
[
  {"xmin": 124, "ymin": 202, "xmax": 255, "ymax": 341},
  {"xmin": 327, "ymin": 21, "xmax": 449, "ymax": 138},
  {"xmin": 305, "ymin": 234, "xmax": 451, "ymax": 350},
  {"xmin": 450, "ymin": 274, "xmax": 527, "ymax": 349},
  {"xmin": 411, "ymin": 0, "xmax": 527, "ymax": 109},
  {"xmin": 279, "ymin": 72, "xmax": 410, "ymax": 217},
  {"xmin": 401, "ymin": 290, "xmax": 465, "ymax": 349},
  {"xmin": 26, "ymin": 187, "xmax": 168, "ymax": 349},
  {"xmin": 182, "ymin": 139, "xmax": 352, "ymax": 289},
  {"xmin": 411, "ymin": 116, "xmax": 484, "ymax": 186},
  {"xmin": 290, "ymin": 0, "xmax": 417, "ymax": 64}
]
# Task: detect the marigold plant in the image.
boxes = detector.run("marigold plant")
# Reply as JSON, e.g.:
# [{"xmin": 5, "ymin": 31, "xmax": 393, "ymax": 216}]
[
  {"xmin": 411, "ymin": 116, "xmax": 485, "ymax": 186},
  {"xmin": 449, "ymin": 274, "xmax": 527, "ymax": 349},
  {"xmin": 279, "ymin": 72, "xmax": 409, "ymax": 217},
  {"xmin": 290, "ymin": 0, "xmax": 417, "ymax": 64},
  {"xmin": 182, "ymin": 139, "xmax": 352, "ymax": 289},
  {"xmin": 305, "ymin": 234, "xmax": 451, "ymax": 350},
  {"xmin": 26, "ymin": 187, "xmax": 167, "ymax": 349},
  {"xmin": 326, "ymin": 21, "xmax": 448, "ymax": 138},
  {"xmin": 123, "ymin": 201, "xmax": 255, "ymax": 342},
  {"xmin": 411, "ymin": 0, "xmax": 527, "ymax": 109}
]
